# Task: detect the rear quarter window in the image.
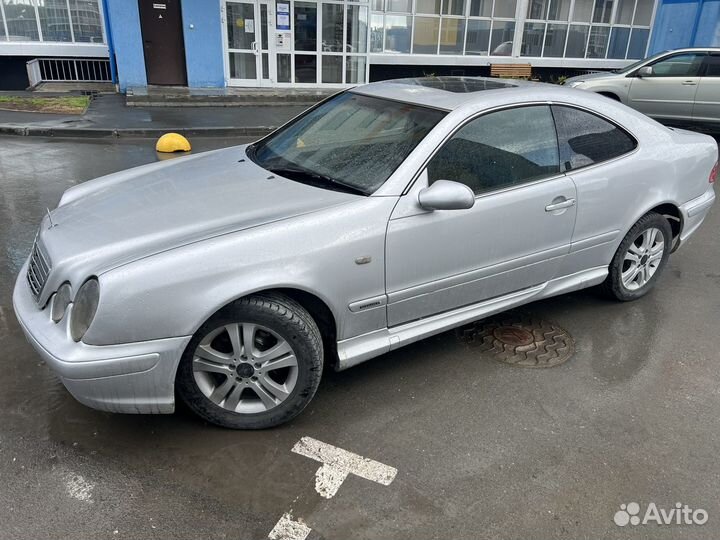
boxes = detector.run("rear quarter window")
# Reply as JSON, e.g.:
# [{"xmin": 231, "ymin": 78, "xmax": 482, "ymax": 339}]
[{"xmin": 551, "ymin": 105, "xmax": 638, "ymax": 172}]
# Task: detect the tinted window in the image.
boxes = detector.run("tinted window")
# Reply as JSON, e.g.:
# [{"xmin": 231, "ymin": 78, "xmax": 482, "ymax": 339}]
[
  {"xmin": 552, "ymin": 106, "xmax": 637, "ymax": 171},
  {"xmin": 648, "ymin": 53, "xmax": 705, "ymax": 77},
  {"xmin": 703, "ymin": 55, "xmax": 720, "ymax": 77},
  {"xmin": 427, "ymin": 106, "xmax": 560, "ymax": 195}
]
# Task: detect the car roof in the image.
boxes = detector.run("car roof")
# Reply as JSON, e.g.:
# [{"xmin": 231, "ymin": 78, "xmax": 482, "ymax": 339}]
[{"xmin": 350, "ymin": 76, "xmax": 574, "ymax": 111}]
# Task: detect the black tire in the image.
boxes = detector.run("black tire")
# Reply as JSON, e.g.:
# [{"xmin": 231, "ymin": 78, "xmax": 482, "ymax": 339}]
[
  {"xmin": 600, "ymin": 212, "xmax": 672, "ymax": 302},
  {"xmin": 176, "ymin": 293, "xmax": 323, "ymax": 429}
]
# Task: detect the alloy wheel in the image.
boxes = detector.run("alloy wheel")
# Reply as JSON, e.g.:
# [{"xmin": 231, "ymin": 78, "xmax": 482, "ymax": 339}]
[{"xmin": 621, "ymin": 227, "xmax": 665, "ymax": 291}]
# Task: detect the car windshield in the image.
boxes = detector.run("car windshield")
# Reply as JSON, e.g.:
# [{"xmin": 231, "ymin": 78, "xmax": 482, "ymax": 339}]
[
  {"xmin": 248, "ymin": 92, "xmax": 446, "ymax": 195},
  {"xmin": 616, "ymin": 51, "xmax": 668, "ymax": 73}
]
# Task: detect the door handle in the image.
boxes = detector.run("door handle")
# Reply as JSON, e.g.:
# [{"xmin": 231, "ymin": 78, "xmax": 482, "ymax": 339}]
[
  {"xmin": 545, "ymin": 198, "xmax": 576, "ymax": 212},
  {"xmin": 681, "ymin": 80, "xmax": 697, "ymax": 86}
]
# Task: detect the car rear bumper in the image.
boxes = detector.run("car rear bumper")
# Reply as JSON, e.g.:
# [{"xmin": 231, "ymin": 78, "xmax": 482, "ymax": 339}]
[
  {"xmin": 13, "ymin": 259, "xmax": 191, "ymax": 414},
  {"xmin": 677, "ymin": 187, "xmax": 715, "ymax": 249}
]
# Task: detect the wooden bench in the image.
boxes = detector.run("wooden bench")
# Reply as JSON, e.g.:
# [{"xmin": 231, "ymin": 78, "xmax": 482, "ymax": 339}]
[{"xmin": 490, "ymin": 64, "xmax": 532, "ymax": 79}]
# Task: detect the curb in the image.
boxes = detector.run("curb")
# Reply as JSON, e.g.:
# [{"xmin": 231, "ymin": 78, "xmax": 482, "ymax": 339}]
[{"xmin": 0, "ymin": 125, "xmax": 276, "ymax": 138}]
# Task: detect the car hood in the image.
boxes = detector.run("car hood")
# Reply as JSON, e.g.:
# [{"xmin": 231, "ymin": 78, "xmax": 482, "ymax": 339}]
[
  {"xmin": 37, "ymin": 144, "xmax": 358, "ymax": 291},
  {"xmin": 564, "ymin": 71, "xmax": 619, "ymax": 85}
]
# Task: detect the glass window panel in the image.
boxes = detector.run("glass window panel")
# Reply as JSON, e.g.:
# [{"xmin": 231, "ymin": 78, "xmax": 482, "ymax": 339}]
[
  {"xmin": 322, "ymin": 55, "xmax": 343, "ymax": 82},
  {"xmin": 412, "ymin": 16, "xmax": 439, "ymax": 53},
  {"xmin": 647, "ymin": 53, "xmax": 705, "ymax": 77},
  {"xmin": 427, "ymin": 106, "xmax": 560, "ymax": 194},
  {"xmin": 227, "ymin": 3, "xmax": 255, "ymax": 49},
  {"xmin": 633, "ymin": 0, "xmax": 653, "ymax": 25},
  {"xmin": 38, "ymin": 0, "xmax": 72, "ymax": 42},
  {"xmin": 465, "ymin": 19, "xmax": 490, "ymax": 55},
  {"xmin": 571, "ymin": 0, "xmax": 593, "ymax": 22},
  {"xmin": 295, "ymin": 54, "xmax": 317, "ymax": 82},
  {"xmin": 593, "ymin": 0, "xmax": 614, "ymax": 23},
  {"xmin": 370, "ymin": 13, "xmax": 383, "ymax": 52},
  {"xmin": 69, "ymin": 0, "xmax": 103, "ymax": 43},
  {"xmin": 543, "ymin": 23, "xmax": 567, "ymax": 56},
  {"xmin": 346, "ymin": 5, "xmax": 368, "ymax": 53},
  {"xmin": 262, "ymin": 53, "xmax": 269, "ymax": 78},
  {"xmin": 547, "ymin": 0, "xmax": 570, "ymax": 20},
  {"xmin": 521, "ymin": 22, "xmax": 545, "ymax": 56},
  {"xmin": 371, "ymin": 0, "xmax": 383, "ymax": 10},
  {"xmin": 3, "ymin": 0, "xmax": 39, "ymax": 41},
  {"xmin": 260, "ymin": 5, "xmax": 269, "ymax": 49},
  {"xmin": 493, "ymin": 0, "xmax": 516, "ymax": 18},
  {"xmin": 552, "ymin": 105, "xmax": 637, "ymax": 171},
  {"xmin": 322, "ymin": 3, "xmax": 343, "ymax": 52},
  {"xmin": 442, "ymin": 0, "xmax": 465, "ymax": 16},
  {"xmin": 607, "ymin": 26, "xmax": 630, "ymax": 58},
  {"xmin": 469, "ymin": 0, "xmax": 491, "ymax": 17},
  {"xmin": 490, "ymin": 21, "xmax": 514, "ymax": 54},
  {"xmin": 615, "ymin": 0, "xmax": 635, "ymax": 25},
  {"xmin": 277, "ymin": 53, "xmax": 291, "ymax": 82},
  {"xmin": 346, "ymin": 55, "xmax": 366, "ymax": 83},
  {"xmin": 565, "ymin": 24, "xmax": 589, "ymax": 56},
  {"xmin": 416, "ymin": 0, "xmax": 441, "ymax": 14},
  {"xmin": 439, "ymin": 17, "xmax": 464, "ymax": 54},
  {"xmin": 527, "ymin": 0, "xmax": 549, "ymax": 20},
  {"xmin": 0, "ymin": 8, "xmax": 5, "ymax": 40},
  {"xmin": 294, "ymin": 2, "xmax": 317, "ymax": 51},
  {"xmin": 387, "ymin": 0, "xmax": 411, "ymax": 12},
  {"xmin": 627, "ymin": 27, "xmax": 648, "ymax": 59},
  {"xmin": 384, "ymin": 14, "xmax": 411, "ymax": 52},
  {"xmin": 586, "ymin": 25, "xmax": 610, "ymax": 57},
  {"xmin": 229, "ymin": 52, "xmax": 257, "ymax": 79}
]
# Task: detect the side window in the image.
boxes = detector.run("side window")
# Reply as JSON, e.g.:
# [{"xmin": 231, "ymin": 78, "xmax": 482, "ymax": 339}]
[
  {"xmin": 703, "ymin": 55, "xmax": 720, "ymax": 77},
  {"xmin": 552, "ymin": 105, "xmax": 637, "ymax": 171},
  {"xmin": 426, "ymin": 106, "xmax": 560, "ymax": 195},
  {"xmin": 647, "ymin": 53, "xmax": 705, "ymax": 77}
]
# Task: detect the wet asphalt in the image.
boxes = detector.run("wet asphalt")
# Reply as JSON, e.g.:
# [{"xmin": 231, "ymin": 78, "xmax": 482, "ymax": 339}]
[{"xmin": 0, "ymin": 135, "xmax": 719, "ymax": 540}]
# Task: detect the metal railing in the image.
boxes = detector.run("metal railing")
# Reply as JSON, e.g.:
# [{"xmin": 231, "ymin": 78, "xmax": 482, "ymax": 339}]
[{"xmin": 26, "ymin": 58, "xmax": 111, "ymax": 87}]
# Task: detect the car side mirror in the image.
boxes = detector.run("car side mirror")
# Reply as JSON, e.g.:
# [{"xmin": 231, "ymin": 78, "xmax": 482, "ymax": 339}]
[
  {"xmin": 637, "ymin": 66, "xmax": 653, "ymax": 78},
  {"xmin": 418, "ymin": 180, "xmax": 475, "ymax": 211}
]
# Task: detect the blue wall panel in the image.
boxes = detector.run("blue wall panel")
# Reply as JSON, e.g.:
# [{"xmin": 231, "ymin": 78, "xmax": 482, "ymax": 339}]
[
  {"xmin": 181, "ymin": 0, "xmax": 225, "ymax": 87},
  {"xmin": 694, "ymin": 0, "xmax": 720, "ymax": 46},
  {"xmin": 105, "ymin": 0, "xmax": 146, "ymax": 92},
  {"xmin": 650, "ymin": 0, "xmax": 700, "ymax": 53}
]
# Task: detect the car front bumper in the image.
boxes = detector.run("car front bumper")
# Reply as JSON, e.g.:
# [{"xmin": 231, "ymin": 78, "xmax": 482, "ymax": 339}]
[{"xmin": 13, "ymin": 259, "xmax": 191, "ymax": 414}]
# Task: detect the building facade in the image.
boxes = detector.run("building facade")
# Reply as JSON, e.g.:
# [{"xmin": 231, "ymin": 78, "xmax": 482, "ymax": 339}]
[{"xmin": 0, "ymin": 0, "xmax": 718, "ymax": 91}]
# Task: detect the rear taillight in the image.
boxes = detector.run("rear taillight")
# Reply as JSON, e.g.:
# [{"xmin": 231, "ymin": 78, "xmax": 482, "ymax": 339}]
[{"xmin": 711, "ymin": 161, "xmax": 718, "ymax": 184}]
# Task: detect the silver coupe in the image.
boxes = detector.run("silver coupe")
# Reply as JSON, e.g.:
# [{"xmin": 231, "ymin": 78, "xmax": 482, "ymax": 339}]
[{"xmin": 13, "ymin": 77, "xmax": 718, "ymax": 429}]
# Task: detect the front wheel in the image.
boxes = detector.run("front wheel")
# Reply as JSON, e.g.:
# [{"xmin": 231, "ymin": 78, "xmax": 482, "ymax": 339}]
[
  {"xmin": 601, "ymin": 211, "xmax": 672, "ymax": 301},
  {"xmin": 176, "ymin": 293, "xmax": 323, "ymax": 429}
]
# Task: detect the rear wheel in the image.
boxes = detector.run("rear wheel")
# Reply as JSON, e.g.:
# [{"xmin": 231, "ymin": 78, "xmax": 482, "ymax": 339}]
[
  {"xmin": 176, "ymin": 293, "xmax": 323, "ymax": 429},
  {"xmin": 601, "ymin": 212, "xmax": 672, "ymax": 301}
]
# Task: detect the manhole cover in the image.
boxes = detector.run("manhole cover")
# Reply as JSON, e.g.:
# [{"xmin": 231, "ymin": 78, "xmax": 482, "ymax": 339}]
[{"xmin": 456, "ymin": 311, "xmax": 575, "ymax": 368}]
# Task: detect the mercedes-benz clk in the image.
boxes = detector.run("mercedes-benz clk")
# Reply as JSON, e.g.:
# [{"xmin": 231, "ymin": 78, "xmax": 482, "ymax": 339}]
[{"xmin": 14, "ymin": 77, "xmax": 717, "ymax": 429}]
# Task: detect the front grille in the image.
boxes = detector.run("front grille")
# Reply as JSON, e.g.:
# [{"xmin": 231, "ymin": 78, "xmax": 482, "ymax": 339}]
[{"xmin": 26, "ymin": 238, "xmax": 51, "ymax": 301}]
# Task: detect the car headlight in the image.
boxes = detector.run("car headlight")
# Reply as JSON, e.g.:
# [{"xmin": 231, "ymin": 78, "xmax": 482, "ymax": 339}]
[
  {"xmin": 51, "ymin": 282, "xmax": 72, "ymax": 323},
  {"xmin": 565, "ymin": 81, "xmax": 584, "ymax": 88},
  {"xmin": 70, "ymin": 278, "xmax": 99, "ymax": 342}
]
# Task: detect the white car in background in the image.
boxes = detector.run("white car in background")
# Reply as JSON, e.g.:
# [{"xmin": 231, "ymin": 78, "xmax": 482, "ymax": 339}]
[{"xmin": 565, "ymin": 48, "xmax": 720, "ymax": 129}]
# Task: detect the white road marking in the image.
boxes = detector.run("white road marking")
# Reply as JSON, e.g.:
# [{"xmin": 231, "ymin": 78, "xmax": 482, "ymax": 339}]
[
  {"xmin": 64, "ymin": 472, "xmax": 94, "ymax": 503},
  {"xmin": 292, "ymin": 436, "xmax": 397, "ymax": 499},
  {"xmin": 268, "ymin": 512, "xmax": 311, "ymax": 540}
]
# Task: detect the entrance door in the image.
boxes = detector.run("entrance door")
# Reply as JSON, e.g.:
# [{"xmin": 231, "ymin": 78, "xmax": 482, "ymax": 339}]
[
  {"xmin": 225, "ymin": 0, "xmax": 275, "ymax": 86},
  {"xmin": 138, "ymin": 0, "xmax": 187, "ymax": 86}
]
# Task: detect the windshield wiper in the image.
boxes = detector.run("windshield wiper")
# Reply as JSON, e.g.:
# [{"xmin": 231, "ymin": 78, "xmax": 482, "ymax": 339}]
[{"xmin": 269, "ymin": 166, "xmax": 366, "ymax": 196}]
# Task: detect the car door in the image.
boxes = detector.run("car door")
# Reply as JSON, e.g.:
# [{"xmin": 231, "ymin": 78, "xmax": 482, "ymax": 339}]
[
  {"xmin": 384, "ymin": 105, "xmax": 577, "ymax": 327},
  {"xmin": 693, "ymin": 53, "xmax": 720, "ymax": 124},
  {"xmin": 628, "ymin": 52, "xmax": 706, "ymax": 120}
]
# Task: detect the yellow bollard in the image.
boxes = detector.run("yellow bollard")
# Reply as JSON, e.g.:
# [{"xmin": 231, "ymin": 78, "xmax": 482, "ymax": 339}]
[{"xmin": 156, "ymin": 133, "xmax": 191, "ymax": 153}]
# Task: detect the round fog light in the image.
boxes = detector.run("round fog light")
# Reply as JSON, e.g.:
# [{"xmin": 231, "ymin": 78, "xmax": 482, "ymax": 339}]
[
  {"xmin": 70, "ymin": 278, "xmax": 100, "ymax": 342},
  {"xmin": 51, "ymin": 282, "xmax": 72, "ymax": 323}
]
